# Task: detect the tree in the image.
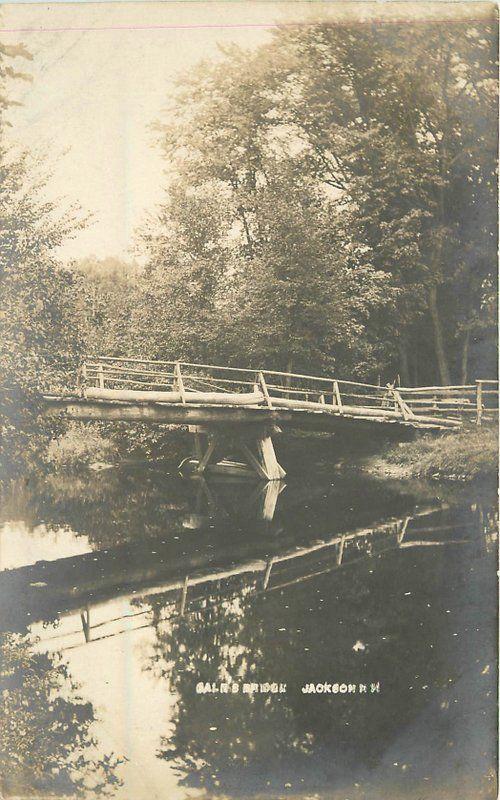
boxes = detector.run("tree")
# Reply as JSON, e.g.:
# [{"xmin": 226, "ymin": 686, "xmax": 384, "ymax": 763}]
[
  {"xmin": 264, "ymin": 20, "xmax": 498, "ymax": 383},
  {"xmin": 0, "ymin": 41, "xmax": 86, "ymax": 478},
  {"xmin": 140, "ymin": 14, "xmax": 497, "ymax": 384},
  {"xmin": 138, "ymin": 43, "xmax": 393, "ymax": 377},
  {"xmin": 72, "ymin": 255, "xmax": 140, "ymax": 357}
]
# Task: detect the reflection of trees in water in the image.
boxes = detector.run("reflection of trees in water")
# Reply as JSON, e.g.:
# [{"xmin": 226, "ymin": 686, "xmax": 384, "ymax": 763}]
[
  {"xmin": 0, "ymin": 633, "xmax": 123, "ymax": 797},
  {"xmin": 0, "ymin": 466, "xmax": 469, "ymax": 553},
  {"xmin": 148, "ymin": 595, "xmax": 304, "ymax": 794},
  {"xmin": 141, "ymin": 503, "xmax": 497, "ymax": 796},
  {"xmin": 1, "ymin": 471, "xmax": 191, "ymax": 548},
  {"xmin": 1, "ymin": 470, "xmax": 496, "ymax": 795}
]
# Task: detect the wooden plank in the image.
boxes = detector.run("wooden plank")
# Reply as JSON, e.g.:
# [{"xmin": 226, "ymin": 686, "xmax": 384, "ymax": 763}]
[
  {"xmin": 396, "ymin": 517, "xmax": 410, "ymax": 544},
  {"xmin": 86, "ymin": 364, "xmax": 175, "ymax": 379},
  {"xmin": 256, "ymin": 434, "xmax": 286, "ymax": 480},
  {"xmin": 333, "ymin": 380, "xmax": 342, "ymax": 411},
  {"xmin": 336, "ymin": 535, "xmax": 345, "ymax": 566},
  {"xmin": 86, "ymin": 387, "xmax": 182, "ymax": 403},
  {"xmin": 258, "ymin": 372, "xmax": 273, "ymax": 409},
  {"xmin": 262, "ymin": 558, "xmax": 274, "ymax": 590},
  {"xmin": 196, "ymin": 436, "xmax": 219, "ymax": 474},
  {"xmin": 399, "ymin": 385, "xmax": 477, "ymax": 394},
  {"xmin": 179, "ymin": 575, "xmax": 189, "ymax": 616},
  {"xmin": 80, "ymin": 606, "xmax": 91, "ymax": 642},
  {"xmin": 192, "ymin": 431, "xmax": 204, "ymax": 461},
  {"xmin": 240, "ymin": 442, "xmax": 271, "ymax": 480},
  {"xmin": 43, "ymin": 396, "xmax": 460, "ymax": 430},
  {"xmin": 390, "ymin": 388, "xmax": 415, "ymax": 420},
  {"xmin": 206, "ymin": 460, "xmax": 256, "ymax": 477},
  {"xmin": 258, "ymin": 482, "xmax": 284, "ymax": 520},
  {"xmin": 85, "ymin": 386, "xmax": 264, "ymax": 406}
]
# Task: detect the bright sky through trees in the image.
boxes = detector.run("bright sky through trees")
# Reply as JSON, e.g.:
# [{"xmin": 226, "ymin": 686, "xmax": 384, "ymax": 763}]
[
  {"xmin": 0, "ymin": 2, "xmax": 274, "ymax": 259},
  {"xmin": 1, "ymin": 1, "xmax": 493, "ymax": 261}
]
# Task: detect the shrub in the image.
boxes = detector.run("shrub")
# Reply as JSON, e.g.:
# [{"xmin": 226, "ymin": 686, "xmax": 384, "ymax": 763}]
[
  {"xmin": 46, "ymin": 423, "xmax": 116, "ymax": 470},
  {"xmin": 384, "ymin": 423, "xmax": 498, "ymax": 481}
]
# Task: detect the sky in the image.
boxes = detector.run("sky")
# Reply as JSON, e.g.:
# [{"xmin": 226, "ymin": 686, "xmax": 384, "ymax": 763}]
[
  {"xmin": 0, "ymin": 2, "xmax": 279, "ymax": 260},
  {"xmin": 0, "ymin": 1, "xmax": 493, "ymax": 262}
]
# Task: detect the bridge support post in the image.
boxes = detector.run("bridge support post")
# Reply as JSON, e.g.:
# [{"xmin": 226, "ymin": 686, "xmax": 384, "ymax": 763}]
[{"xmin": 179, "ymin": 425, "xmax": 286, "ymax": 481}]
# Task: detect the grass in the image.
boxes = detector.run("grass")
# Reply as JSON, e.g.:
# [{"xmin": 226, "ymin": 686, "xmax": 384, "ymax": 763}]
[
  {"xmin": 45, "ymin": 421, "xmax": 188, "ymax": 471},
  {"xmin": 46, "ymin": 422, "xmax": 116, "ymax": 470},
  {"xmin": 380, "ymin": 422, "xmax": 498, "ymax": 482}
]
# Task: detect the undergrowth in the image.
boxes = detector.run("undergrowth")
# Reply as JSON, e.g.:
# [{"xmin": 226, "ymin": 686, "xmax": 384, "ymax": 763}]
[{"xmin": 383, "ymin": 423, "xmax": 498, "ymax": 481}]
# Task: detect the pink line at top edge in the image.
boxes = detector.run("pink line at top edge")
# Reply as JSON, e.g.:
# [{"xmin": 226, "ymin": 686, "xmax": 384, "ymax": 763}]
[
  {"xmin": 0, "ymin": 22, "xmax": 284, "ymax": 32},
  {"xmin": 0, "ymin": 17, "xmax": 490, "ymax": 33}
]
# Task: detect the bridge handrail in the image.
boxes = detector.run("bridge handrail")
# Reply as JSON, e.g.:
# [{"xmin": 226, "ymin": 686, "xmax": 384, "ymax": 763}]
[
  {"xmin": 84, "ymin": 356, "xmax": 386, "ymax": 390},
  {"xmin": 78, "ymin": 356, "xmax": 498, "ymax": 427},
  {"xmin": 84, "ymin": 368, "xmax": 376, "ymax": 397}
]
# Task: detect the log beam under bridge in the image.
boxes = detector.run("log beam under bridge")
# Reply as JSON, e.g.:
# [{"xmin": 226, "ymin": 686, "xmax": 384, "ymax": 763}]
[{"xmin": 179, "ymin": 425, "xmax": 286, "ymax": 481}]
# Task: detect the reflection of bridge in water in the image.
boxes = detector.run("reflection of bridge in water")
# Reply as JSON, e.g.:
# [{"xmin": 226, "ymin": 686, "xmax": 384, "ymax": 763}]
[
  {"xmin": 8, "ymin": 486, "xmax": 485, "ymax": 653},
  {"xmin": 42, "ymin": 357, "xmax": 499, "ymax": 480}
]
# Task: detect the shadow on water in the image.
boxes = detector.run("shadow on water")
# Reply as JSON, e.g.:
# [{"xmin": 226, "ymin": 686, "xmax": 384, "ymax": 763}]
[{"xmin": 0, "ymin": 458, "xmax": 497, "ymax": 799}]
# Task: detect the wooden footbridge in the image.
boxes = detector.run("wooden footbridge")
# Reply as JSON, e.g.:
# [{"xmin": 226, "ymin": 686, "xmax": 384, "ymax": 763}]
[{"xmin": 43, "ymin": 357, "xmax": 498, "ymax": 481}]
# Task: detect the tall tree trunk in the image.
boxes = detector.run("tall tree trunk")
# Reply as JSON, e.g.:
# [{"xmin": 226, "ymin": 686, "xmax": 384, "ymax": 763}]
[
  {"xmin": 428, "ymin": 285, "xmax": 451, "ymax": 385},
  {"xmin": 461, "ymin": 328, "xmax": 470, "ymax": 385},
  {"xmin": 397, "ymin": 339, "xmax": 411, "ymax": 386}
]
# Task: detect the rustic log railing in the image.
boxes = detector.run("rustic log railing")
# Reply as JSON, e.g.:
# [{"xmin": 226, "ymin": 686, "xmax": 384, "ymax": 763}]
[
  {"xmin": 397, "ymin": 380, "xmax": 499, "ymax": 424},
  {"xmin": 78, "ymin": 356, "xmax": 498, "ymax": 426},
  {"xmin": 41, "ymin": 356, "xmax": 498, "ymax": 480}
]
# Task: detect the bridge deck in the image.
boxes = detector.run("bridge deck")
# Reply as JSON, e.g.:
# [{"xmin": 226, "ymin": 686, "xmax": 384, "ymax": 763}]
[{"xmin": 43, "ymin": 357, "xmax": 498, "ymax": 432}]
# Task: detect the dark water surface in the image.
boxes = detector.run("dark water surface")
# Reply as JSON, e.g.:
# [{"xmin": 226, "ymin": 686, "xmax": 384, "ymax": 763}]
[{"xmin": 0, "ymin": 454, "xmax": 497, "ymax": 799}]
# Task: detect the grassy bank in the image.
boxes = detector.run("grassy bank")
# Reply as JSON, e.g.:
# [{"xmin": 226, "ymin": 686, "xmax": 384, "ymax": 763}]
[
  {"xmin": 368, "ymin": 423, "xmax": 498, "ymax": 482},
  {"xmin": 45, "ymin": 421, "xmax": 187, "ymax": 471},
  {"xmin": 44, "ymin": 419, "xmax": 497, "ymax": 485}
]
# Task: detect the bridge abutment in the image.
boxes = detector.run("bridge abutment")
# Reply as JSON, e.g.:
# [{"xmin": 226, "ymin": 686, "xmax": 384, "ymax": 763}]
[{"xmin": 179, "ymin": 425, "xmax": 286, "ymax": 481}]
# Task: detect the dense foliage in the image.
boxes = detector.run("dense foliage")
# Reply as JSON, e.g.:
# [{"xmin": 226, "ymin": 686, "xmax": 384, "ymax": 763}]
[
  {"xmin": 133, "ymin": 18, "xmax": 497, "ymax": 383},
  {"xmin": 0, "ymin": 44, "xmax": 86, "ymax": 477},
  {"xmin": 0, "ymin": 16, "xmax": 498, "ymax": 477}
]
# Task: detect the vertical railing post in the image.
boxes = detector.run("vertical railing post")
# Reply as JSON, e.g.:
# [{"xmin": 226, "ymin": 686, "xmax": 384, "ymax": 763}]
[
  {"xmin": 476, "ymin": 380, "xmax": 483, "ymax": 426},
  {"xmin": 333, "ymin": 380, "xmax": 342, "ymax": 413},
  {"xmin": 76, "ymin": 363, "xmax": 87, "ymax": 395},
  {"xmin": 174, "ymin": 361, "xmax": 186, "ymax": 404},
  {"xmin": 98, "ymin": 364, "xmax": 104, "ymax": 389},
  {"xmin": 179, "ymin": 575, "xmax": 189, "ymax": 616},
  {"xmin": 258, "ymin": 372, "xmax": 273, "ymax": 409},
  {"xmin": 336, "ymin": 535, "xmax": 346, "ymax": 566},
  {"xmin": 262, "ymin": 558, "xmax": 274, "ymax": 590}
]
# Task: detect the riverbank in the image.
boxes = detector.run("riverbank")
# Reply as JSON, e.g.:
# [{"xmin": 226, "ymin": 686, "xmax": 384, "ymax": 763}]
[
  {"xmin": 364, "ymin": 423, "xmax": 498, "ymax": 483},
  {"xmin": 44, "ymin": 420, "xmax": 498, "ymax": 486}
]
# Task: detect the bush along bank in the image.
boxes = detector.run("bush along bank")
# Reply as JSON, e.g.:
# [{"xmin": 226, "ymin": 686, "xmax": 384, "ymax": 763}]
[
  {"xmin": 45, "ymin": 421, "xmax": 188, "ymax": 472},
  {"xmin": 367, "ymin": 423, "xmax": 498, "ymax": 483}
]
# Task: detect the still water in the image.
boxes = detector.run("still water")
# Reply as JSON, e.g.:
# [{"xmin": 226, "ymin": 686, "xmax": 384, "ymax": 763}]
[{"xmin": 0, "ymin": 454, "xmax": 497, "ymax": 800}]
